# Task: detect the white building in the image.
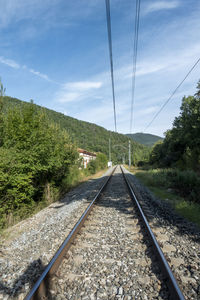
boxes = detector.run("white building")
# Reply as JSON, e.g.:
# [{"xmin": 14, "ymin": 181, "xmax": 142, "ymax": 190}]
[{"xmin": 78, "ymin": 148, "xmax": 96, "ymax": 168}]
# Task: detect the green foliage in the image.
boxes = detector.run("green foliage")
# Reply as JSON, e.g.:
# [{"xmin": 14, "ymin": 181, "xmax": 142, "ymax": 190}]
[
  {"xmin": 0, "ymin": 77, "xmax": 6, "ymax": 97},
  {"xmin": 0, "ymin": 77, "xmax": 5, "ymax": 146},
  {"xmin": 62, "ymin": 164, "xmax": 81, "ymax": 191},
  {"xmin": 1, "ymin": 96, "xmax": 150, "ymax": 166},
  {"xmin": 136, "ymin": 168, "xmax": 200, "ymax": 203},
  {"xmin": 87, "ymin": 160, "xmax": 98, "ymax": 175},
  {"xmin": 134, "ymin": 169, "xmax": 200, "ymax": 226},
  {"xmin": 0, "ymin": 102, "xmax": 78, "ymax": 229},
  {"xmin": 96, "ymin": 153, "xmax": 108, "ymax": 169},
  {"xmin": 150, "ymin": 141, "xmax": 164, "ymax": 166},
  {"xmin": 127, "ymin": 133, "xmax": 163, "ymax": 147},
  {"xmin": 149, "ymin": 80, "xmax": 200, "ymax": 171},
  {"xmin": 0, "ymin": 94, "xmax": 150, "ymax": 230},
  {"xmin": 88, "ymin": 153, "xmax": 108, "ymax": 174}
]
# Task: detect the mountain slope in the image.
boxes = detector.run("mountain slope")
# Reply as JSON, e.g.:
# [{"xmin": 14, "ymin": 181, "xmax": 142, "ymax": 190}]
[
  {"xmin": 2, "ymin": 96, "xmax": 150, "ymax": 164},
  {"xmin": 126, "ymin": 133, "xmax": 163, "ymax": 147}
]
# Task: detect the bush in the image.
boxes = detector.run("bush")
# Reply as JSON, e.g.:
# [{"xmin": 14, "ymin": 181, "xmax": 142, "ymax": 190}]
[
  {"xmin": 87, "ymin": 160, "xmax": 98, "ymax": 174},
  {"xmin": 169, "ymin": 170, "xmax": 200, "ymax": 202},
  {"xmin": 142, "ymin": 168, "xmax": 200, "ymax": 204},
  {"xmin": 0, "ymin": 103, "xmax": 78, "ymax": 229},
  {"xmin": 87, "ymin": 153, "xmax": 108, "ymax": 175}
]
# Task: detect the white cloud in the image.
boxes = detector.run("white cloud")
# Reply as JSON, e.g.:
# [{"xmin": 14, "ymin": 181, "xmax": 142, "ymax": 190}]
[
  {"xmin": 137, "ymin": 106, "xmax": 160, "ymax": 117},
  {"xmin": 0, "ymin": 56, "xmax": 20, "ymax": 69},
  {"xmin": 144, "ymin": 1, "xmax": 180, "ymax": 14},
  {"xmin": 58, "ymin": 92, "xmax": 81, "ymax": 103},
  {"xmin": 124, "ymin": 63, "xmax": 167, "ymax": 78},
  {"xmin": 29, "ymin": 69, "xmax": 49, "ymax": 81},
  {"xmin": 54, "ymin": 40, "xmax": 200, "ymax": 133},
  {"xmin": 0, "ymin": 0, "xmax": 100, "ymax": 31},
  {"xmin": 0, "ymin": 0, "xmax": 56, "ymax": 28},
  {"xmin": 55, "ymin": 80, "xmax": 103, "ymax": 103},
  {"xmin": 0, "ymin": 55, "xmax": 59, "ymax": 84},
  {"xmin": 63, "ymin": 81, "xmax": 102, "ymax": 91}
]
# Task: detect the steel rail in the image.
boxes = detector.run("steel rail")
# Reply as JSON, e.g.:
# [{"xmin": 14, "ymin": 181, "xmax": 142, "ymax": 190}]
[
  {"xmin": 25, "ymin": 166, "xmax": 116, "ymax": 300},
  {"xmin": 120, "ymin": 165, "xmax": 185, "ymax": 300}
]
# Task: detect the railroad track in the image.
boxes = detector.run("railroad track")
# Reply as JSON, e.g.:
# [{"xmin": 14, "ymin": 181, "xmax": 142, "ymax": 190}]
[{"xmin": 25, "ymin": 165, "xmax": 185, "ymax": 300}]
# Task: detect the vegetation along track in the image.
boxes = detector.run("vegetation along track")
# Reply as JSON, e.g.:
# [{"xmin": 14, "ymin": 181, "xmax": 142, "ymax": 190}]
[{"xmin": 24, "ymin": 165, "xmax": 188, "ymax": 300}]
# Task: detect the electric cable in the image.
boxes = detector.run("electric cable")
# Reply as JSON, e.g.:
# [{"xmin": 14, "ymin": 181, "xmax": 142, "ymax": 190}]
[
  {"xmin": 143, "ymin": 57, "xmax": 200, "ymax": 132},
  {"xmin": 105, "ymin": 0, "xmax": 117, "ymax": 132},
  {"xmin": 130, "ymin": 0, "xmax": 141, "ymax": 133}
]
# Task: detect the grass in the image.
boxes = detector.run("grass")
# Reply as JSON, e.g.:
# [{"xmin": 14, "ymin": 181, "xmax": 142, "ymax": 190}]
[{"xmin": 128, "ymin": 167, "xmax": 200, "ymax": 227}]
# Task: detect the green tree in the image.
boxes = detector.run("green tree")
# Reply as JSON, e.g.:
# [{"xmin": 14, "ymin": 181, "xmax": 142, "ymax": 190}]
[
  {"xmin": 0, "ymin": 77, "xmax": 6, "ymax": 97},
  {"xmin": 0, "ymin": 102, "xmax": 78, "ymax": 228},
  {"xmin": 150, "ymin": 140, "xmax": 163, "ymax": 165},
  {"xmin": 0, "ymin": 77, "xmax": 6, "ymax": 146},
  {"xmin": 149, "ymin": 80, "xmax": 200, "ymax": 170}
]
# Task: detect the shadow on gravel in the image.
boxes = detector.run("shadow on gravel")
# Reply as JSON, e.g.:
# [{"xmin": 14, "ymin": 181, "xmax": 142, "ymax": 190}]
[
  {"xmin": 94, "ymin": 172, "xmax": 170, "ymax": 298},
  {"xmin": 52, "ymin": 176, "xmax": 110, "ymax": 208},
  {"xmin": 124, "ymin": 171, "xmax": 200, "ymax": 244},
  {"xmin": 2, "ymin": 169, "xmax": 198, "ymax": 298},
  {"xmin": 0, "ymin": 173, "xmax": 111, "ymax": 298},
  {"xmin": 0, "ymin": 258, "xmax": 46, "ymax": 298}
]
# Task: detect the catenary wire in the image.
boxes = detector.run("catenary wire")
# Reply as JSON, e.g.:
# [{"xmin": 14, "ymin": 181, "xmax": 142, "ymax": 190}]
[
  {"xmin": 143, "ymin": 57, "xmax": 200, "ymax": 132},
  {"xmin": 130, "ymin": 0, "xmax": 141, "ymax": 133},
  {"xmin": 105, "ymin": 0, "xmax": 117, "ymax": 132}
]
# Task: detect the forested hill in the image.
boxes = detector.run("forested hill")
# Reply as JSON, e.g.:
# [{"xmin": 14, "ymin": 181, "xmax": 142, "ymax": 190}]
[
  {"xmin": 2, "ymin": 96, "xmax": 150, "ymax": 164},
  {"xmin": 126, "ymin": 133, "xmax": 163, "ymax": 147}
]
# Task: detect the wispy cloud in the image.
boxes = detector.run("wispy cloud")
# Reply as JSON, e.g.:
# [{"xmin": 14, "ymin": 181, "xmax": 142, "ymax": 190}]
[
  {"xmin": 137, "ymin": 106, "xmax": 160, "ymax": 117},
  {"xmin": 124, "ymin": 63, "xmax": 167, "ymax": 78},
  {"xmin": 54, "ymin": 38, "xmax": 200, "ymax": 134},
  {"xmin": 0, "ymin": 56, "xmax": 20, "ymax": 69},
  {"xmin": 58, "ymin": 92, "xmax": 82, "ymax": 103},
  {"xmin": 63, "ymin": 81, "xmax": 102, "ymax": 90},
  {"xmin": 0, "ymin": 55, "xmax": 58, "ymax": 84},
  {"xmin": 0, "ymin": 0, "xmax": 100, "ymax": 33},
  {"xmin": 56, "ymin": 80, "xmax": 103, "ymax": 103},
  {"xmin": 144, "ymin": 1, "xmax": 180, "ymax": 14},
  {"xmin": 29, "ymin": 68, "xmax": 54, "ymax": 82}
]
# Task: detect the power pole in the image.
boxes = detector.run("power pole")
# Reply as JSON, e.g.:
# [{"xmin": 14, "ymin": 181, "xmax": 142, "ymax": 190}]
[
  {"xmin": 129, "ymin": 140, "xmax": 131, "ymax": 169},
  {"xmin": 109, "ymin": 138, "xmax": 111, "ymax": 162}
]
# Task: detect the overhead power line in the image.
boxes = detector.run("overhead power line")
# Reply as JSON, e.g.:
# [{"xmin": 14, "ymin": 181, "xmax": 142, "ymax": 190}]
[
  {"xmin": 105, "ymin": 0, "xmax": 117, "ymax": 132},
  {"xmin": 130, "ymin": 0, "xmax": 141, "ymax": 133},
  {"xmin": 143, "ymin": 57, "xmax": 200, "ymax": 132}
]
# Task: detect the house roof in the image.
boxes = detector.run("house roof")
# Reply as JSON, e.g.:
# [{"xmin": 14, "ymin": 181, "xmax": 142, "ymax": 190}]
[{"xmin": 78, "ymin": 148, "xmax": 96, "ymax": 157}]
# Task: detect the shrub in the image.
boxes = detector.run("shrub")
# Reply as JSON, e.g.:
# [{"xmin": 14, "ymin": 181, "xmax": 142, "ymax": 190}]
[
  {"xmin": 87, "ymin": 153, "xmax": 108, "ymax": 175},
  {"xmin": 143, "ymin": 168, "xmax": 200, "ymax": 204},
  {"xmin": 0, "ymin": 103, "xmax": 78, "ymax": 229},
  {"xmin": 169, "ymin": 170, "xmax": 200, "ymax": 202}
]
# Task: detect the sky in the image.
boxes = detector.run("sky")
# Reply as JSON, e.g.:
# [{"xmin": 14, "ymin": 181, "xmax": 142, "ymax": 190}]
[{"xmin": 0, "ymin": 0, "xmax": 200, "ymax": 137}]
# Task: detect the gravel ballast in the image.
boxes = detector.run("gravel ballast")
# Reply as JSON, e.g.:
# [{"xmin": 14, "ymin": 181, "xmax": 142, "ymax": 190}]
[
  {"xmin": 123, "ymin": 166, "xmax": 200, "ymax": 300},
  {"xmin": 0, "ymin": 165, "xmax": 199, "ymax": 300},
  {"xmin": 48, "ymin": 166, "xmax": 170, "ymax": 299},
  {"xmin": 0, "ymin": 168, "xmax": 113, "ymax": 299}
]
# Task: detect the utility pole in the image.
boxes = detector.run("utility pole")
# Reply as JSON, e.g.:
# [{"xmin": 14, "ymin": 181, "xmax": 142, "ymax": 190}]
[
  {"xmin": 109, "ymin": 138, "xmax": 111, "ymax": 162},
  {"xmin": 129, "ymin": 140, "xmax": 131, "ymax": 169}
]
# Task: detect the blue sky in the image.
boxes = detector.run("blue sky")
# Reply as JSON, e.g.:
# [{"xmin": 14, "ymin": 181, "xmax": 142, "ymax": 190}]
[{"xmin": 0, "ymin": 0, "xmax": 200, "ymax": 137}]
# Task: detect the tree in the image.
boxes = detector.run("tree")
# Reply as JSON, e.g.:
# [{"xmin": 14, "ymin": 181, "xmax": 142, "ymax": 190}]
[
  {"xmin": 0, "ymin": 77, "xmax": 6, "ymax": 96},
  {"xmin": 0, "ymin": 102, "xmax": 78, "ymax": 228},
  {"xmin": 149, "ymin": 80, "xmax": 200, "ymax": 170},
  {"xmin": 0, "ymin": 77, "xmax": 6, "ymax": 146}
]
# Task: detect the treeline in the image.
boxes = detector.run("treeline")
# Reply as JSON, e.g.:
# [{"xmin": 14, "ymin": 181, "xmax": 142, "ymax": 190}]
[
  {"xmin": 0, "ymin": 87, "xmax": 150, "ymax": 229},
  {"xmin": 0, "ymin": 98, "xmax": 109, "ymax": 229},
  {"xmin": 126, "ymin": 133, "xmax": 163, "ymax": 147},
  {"xmin": 0, "ymin": 101, "xmax": 80, "ymax": 229},
  {"xmin": 150, "ymin": 80, "xmax": 200, "ymax": 170},
  {"xmin": 149, "ymin": 80, "xmax": 200, "ymax": 203},
  {"xmin": 1, "ymin": 96, "xmax": 150, "ymax": 165}
]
